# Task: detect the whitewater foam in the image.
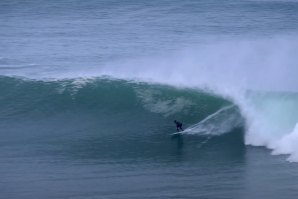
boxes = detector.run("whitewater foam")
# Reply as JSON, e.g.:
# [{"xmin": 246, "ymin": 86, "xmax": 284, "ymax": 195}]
[{"xmin": 96, "ymin": 36, "xmax": 298, "ymax": 162}]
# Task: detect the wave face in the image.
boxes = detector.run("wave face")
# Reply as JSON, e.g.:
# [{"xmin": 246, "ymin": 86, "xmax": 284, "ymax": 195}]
[
  {"xmin": 0, "ymin": 76, "xmax": 230, "ymax": 119},
  {"xmin": 0, "ymin": 76, "xmax": 245, "ymax": 158},
  {"xmin": 0, "ymin": 75, "xmax": 242, "ymax": 129},
  {"xmin": 2, "ymin": 75, "xmax": 298, "ymax": 162}
]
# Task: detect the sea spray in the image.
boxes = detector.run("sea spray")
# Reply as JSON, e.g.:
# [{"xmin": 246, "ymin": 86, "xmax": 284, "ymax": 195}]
[{"xmin": 96, "ymin": 37, "xmax": 298, "ymax": 162}]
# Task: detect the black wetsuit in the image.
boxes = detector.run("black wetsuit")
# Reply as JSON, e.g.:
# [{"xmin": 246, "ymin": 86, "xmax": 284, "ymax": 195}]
[{"xmin": 174, "ymin": 120, "xmax": 183, "ymax": 132}]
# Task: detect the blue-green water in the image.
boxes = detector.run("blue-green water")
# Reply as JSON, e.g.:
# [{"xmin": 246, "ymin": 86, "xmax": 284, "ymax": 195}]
[{"xmin": 1, "ymin": 0, "xmax": 298, "ymax": 198}]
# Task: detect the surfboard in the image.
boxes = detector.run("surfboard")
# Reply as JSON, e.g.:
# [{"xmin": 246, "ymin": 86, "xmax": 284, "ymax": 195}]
[
  {"xmin": 171, "ymin": 131, "xmax": 184, "ymax": 137},
  {"xmin": 172, "ymin": 132, "xmax": 182, "ymax": 135}
]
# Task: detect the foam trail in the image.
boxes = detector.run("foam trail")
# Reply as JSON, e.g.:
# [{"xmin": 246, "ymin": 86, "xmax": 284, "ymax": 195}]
[{"xmin": 183, "ymin": 105, "xmax": 243, "ymax": 135}]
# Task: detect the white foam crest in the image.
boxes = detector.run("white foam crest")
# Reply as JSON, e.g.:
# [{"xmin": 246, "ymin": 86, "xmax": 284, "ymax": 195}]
[
  {"xmin": 271, "ymin": 123, "xmax": 298, "ymax": 161},
  {"xmin": 241, "ymin": 93, "xmax": 298, "ymax": 160}
]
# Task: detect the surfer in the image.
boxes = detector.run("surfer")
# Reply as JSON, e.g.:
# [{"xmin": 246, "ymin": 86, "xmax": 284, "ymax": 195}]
[{"xmin": 174, "ymin": 120, "xmax": 183, "ymax": 132}]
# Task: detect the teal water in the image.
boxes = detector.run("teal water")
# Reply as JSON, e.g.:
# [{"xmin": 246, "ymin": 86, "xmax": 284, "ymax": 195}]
[
  {"xmin": 0, "ymin": 77, "xmax": 298, "ymax": 198},
  {"xmin": 1, "ymin": 0, "xmax": 298, "ymax": 198}
]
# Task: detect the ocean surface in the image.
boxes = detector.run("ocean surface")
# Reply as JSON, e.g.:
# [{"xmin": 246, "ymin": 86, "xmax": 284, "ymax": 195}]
[{"xmin": 1, "ymin": 0, "xmax": 298, "ymax": 198}]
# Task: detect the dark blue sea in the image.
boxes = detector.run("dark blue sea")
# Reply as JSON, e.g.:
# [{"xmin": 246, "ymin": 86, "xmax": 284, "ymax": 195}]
[{"xmin": 1, "ymin": 0, "xmax": 298, "ymax": 198}]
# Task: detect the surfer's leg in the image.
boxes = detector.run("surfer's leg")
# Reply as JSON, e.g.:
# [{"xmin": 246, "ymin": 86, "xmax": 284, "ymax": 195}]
[{"xmin": 179, "ymin": 125, "xmax": 183, "ymax": 131}]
